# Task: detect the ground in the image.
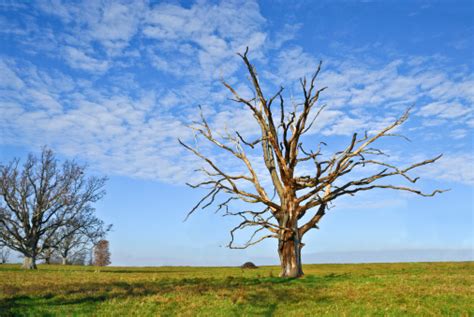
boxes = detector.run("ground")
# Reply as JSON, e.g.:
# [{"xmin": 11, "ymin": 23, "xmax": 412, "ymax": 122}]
[{"xmin": 0, "ymin": 262, "xmax": 472, "ymax": 316}]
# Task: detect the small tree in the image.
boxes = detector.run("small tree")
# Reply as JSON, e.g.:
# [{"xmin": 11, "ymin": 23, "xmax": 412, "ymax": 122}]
[
  {"xmin": 0, "ymin": 147, "xmax": 107, "ymax": 269},
  {"xmin": 181, "ymin": 49, "xmax": 445, "ymax": 278},
  {"xmin": 93, "ymin": 239, "xmax": 111, "ymax": 267}
]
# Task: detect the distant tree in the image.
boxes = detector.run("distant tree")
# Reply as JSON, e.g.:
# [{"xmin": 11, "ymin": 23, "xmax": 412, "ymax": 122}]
[
  {"xmin": 50, "ymin": 217, "xmax": 111, "ymax": 265},
  {"xmin": 181, "ymin": 49, "xmax": 445, "ymax": 278},
  {"xmin": 69, "ymin": 249, "xmax": 88, "ymax": 265},
  {"xmin": 39, "ymin": 213, "xmax": 111, "ymax": 265},
  {"xmin": 0, "ymin": 245, "xmax": 10, "ymax": 264},
  {"xmin": 40, "ymin": 244, "xmax": 55, "ymax": 264},
  {"xmin": 40, "ymin": 249, "xmax": 63, "ymax": 264},
  {"xmin": 0, "ymin": 147, "xmax": 107, "ymax": 269},
  {"xmin": 93, "ymin": 239, "xmax": 111, "ymax": 267}
]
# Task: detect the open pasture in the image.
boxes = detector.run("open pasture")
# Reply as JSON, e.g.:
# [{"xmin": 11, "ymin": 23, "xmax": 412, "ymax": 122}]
[{"xmin": 0, "ymin": 261, "xmax": 472, "ymax": 316}]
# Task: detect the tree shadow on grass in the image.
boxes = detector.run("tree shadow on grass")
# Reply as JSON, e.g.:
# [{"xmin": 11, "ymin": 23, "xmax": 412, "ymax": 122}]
[
  {"xmin": 227, "ymin": 275, "xmax": 342, "ymax": 316},
  {"xmin": 0, "ymin": 273, "xmax": 349, "ymax": 315},
  {"xmin": 35, "ymin": 266, "xmax": 197, "ymax": 275}
]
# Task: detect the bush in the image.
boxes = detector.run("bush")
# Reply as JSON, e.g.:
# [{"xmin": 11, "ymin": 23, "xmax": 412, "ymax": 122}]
[{"xmin": 240, "ymin": 262, "xmax": 258, "ymax": 269}]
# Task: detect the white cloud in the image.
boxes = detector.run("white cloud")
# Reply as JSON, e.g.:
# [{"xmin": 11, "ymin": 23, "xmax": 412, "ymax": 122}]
[
  {"xmin": 1, "ymin": 0, "xmax": 472, "ymax": 189},
  {"xmin": 0, "ymin": 60, "xmax": 199, "ymax": 182},
  {"xmin": 63, "ymin": 46, "xmax": 109, "ymax": 73},
  {"xmin": 142, "ymin": 0, "xmax": 267, "ymax": 81},
  {"xmin": 450, "ymin": 129, "xmax": 468, "ymax": 140},
  {"xmin": 38, "ymin": 0, "xmax": 145, "ymax": 55},
  {"xmin": 321, "ymin": 116, "xmax": 367, "ymax": 136},
  {"xmin": 0, "ymin": 60, "xmax": 24, "ymax": 89},
  {"xmin": 418, "ymin": 154, "xmax": 474, "ymax": 185},
  {"xmin": 419, "ymin": 102, "xmax": 471, "ymax": 119},
  {"xmin": 267, "ymin": 53, "xmax": 473, "ymax": 129},
  {"xmin": 270, "ymin": 46, "xmax": 318, "ymax": 83}
]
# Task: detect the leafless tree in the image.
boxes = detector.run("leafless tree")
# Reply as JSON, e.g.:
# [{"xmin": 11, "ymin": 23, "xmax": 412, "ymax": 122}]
[
  {"xmin": 0, "ymin": 244, "xmax": 10, "ymax": 264},
  {"xmin": 39, "ymin": 243, "xmax": 55, "ymax": 264},
  {"xmin": 0, "ymin": 147, "xmax": 107, "ymax": 269},
  {"xmin": 69, "ymin": 250, "xmax": 88, "ymax": 265},
  {"xmin": 93, "ymin": 239, "xmax": 111, "ymax": 267},
  {"xmin": 181, "ymin": 49, "xmax": 446, "ymax": 278},
  {"xmin": 49, "ymin": 216, "xmax": 111, "ymax": 265}
]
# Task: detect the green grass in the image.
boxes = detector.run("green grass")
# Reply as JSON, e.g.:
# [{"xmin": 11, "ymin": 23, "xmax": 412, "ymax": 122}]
[{"xmin": 0, "ymin": 262, "xmax": 472, "ymax": 316}]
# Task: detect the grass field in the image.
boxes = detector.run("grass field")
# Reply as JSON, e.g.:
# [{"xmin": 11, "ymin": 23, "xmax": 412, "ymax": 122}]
[{"xmin": 0, "ymin": 262, "xmax": 472, "ymax": 316}]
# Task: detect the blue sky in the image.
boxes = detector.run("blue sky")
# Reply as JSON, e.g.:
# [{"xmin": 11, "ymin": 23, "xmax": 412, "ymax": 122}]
[{"xmin": 0, "ymin": 0, "xmax": 472, "ymax": 266}]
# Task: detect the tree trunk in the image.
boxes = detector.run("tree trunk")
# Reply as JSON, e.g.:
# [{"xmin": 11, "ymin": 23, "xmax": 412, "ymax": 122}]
[
  {"xmin": 21, "ymin": 256, "xmax": 37, "ymax": 270},
  {"xmin": 61, "ymin": 256, "xmax": 67, "ymax": 265},
  {"xmin": 44, "ymin": 249, "xmax": 52, "ymax": 264},
  {"xmin": 278, "ymin": 235, "xmax": 303, "ymax": 278}
]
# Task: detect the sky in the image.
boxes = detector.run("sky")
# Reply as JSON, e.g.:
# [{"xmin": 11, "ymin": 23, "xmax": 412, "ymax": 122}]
[{"xmin": 0, "ymin": 0, "xmax": 473, "ymax": 266}]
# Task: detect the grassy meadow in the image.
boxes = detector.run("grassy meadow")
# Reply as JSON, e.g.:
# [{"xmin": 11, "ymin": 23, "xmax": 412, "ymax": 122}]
[{"xmin": 0, "ymin": 261, "xmax": 472, "ymax": 316}]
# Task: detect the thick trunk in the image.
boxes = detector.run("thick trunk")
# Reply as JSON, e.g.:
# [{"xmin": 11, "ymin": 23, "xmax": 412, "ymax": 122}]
[
  {"xmin": 61, "ymin": 256, "xmax": 67, "ymax": 265},
  {"xmin": 278, "ymin": 235, "xmax": 303, "ymax": 278},
  {"xmin": 21, "ymin": 256, "xmax": 37, "ymax": 270}
]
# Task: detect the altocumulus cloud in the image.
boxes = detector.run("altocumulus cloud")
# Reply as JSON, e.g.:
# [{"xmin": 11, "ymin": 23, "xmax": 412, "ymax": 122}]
[{"xmin": 0, "ymin": 0, "xmax": 472, "ymax": 187}]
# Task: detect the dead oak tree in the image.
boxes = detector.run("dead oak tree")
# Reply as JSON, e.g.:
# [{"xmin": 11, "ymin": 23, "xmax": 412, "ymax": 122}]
[
  {"xmin": 0, "ymin": 147, "xmax": 106, "ymax": 269},
  {"xmin": 180, "ymin": 49, "xmax": 445, "ymax": 278}
]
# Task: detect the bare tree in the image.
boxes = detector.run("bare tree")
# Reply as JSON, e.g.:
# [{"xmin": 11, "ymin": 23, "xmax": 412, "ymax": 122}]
[
  {"xmin": 0, "ymin": 147, "xmax": 107, "ymax": 269},
  {"xmin": 93, "ymin": 239, "xmax": 111, "ymax": 267},
  {"xmin": 39, "ymin": 244, "xmax": 55, "ymax": 264},
  {"xmin": 69, "ymin": 249, "xmax": 88, "ymax": 265},
  {"xmin": 0, "ymin": 245, "xmax": 10, "ymax": 264},
  {"xmin": 181, "ymin": 49, "xmax": 445, "ymax": 278},
  {"xmin": 49, "ymin": 216, "xmax": 111, "ymax": 265}
]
